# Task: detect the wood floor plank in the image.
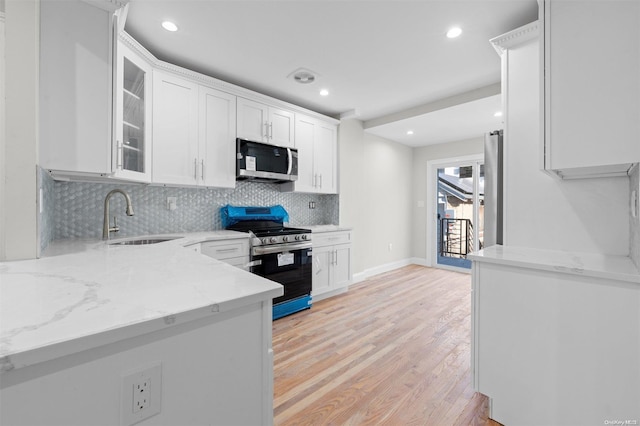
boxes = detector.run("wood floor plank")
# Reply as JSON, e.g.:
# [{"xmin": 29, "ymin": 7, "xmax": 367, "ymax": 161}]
[{"xmin": 273, "ymin": 265, "xmax": 496, "ymax": 425}]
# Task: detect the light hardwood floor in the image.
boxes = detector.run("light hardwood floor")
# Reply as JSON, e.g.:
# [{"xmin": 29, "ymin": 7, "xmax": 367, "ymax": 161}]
[{"xmin": 273, "ymin": 264, "xmax": 499, "ymax": 426}]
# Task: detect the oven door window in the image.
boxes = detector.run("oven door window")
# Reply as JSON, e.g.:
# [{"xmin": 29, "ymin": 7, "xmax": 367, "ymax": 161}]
[{"xmin": 253, "ymin": 248, "xmax": 312, "ymax": 304}]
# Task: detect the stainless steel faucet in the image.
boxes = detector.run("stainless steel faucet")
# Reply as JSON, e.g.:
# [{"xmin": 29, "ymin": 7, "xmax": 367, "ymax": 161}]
[{"xmin": 103, "ymin": 189, "xmax": 135, "ymax": 240}]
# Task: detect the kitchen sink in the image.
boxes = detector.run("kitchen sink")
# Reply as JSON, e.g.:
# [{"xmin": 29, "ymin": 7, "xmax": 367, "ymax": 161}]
[{"xmin": 108, "ymin": 236, "xmax": 182, "ymax": 246}]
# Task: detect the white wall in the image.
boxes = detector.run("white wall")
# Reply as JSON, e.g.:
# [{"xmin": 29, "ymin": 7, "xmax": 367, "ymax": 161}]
[
  {"xmin": 339, "ymin": 118, "xmax": 413, "ymax": 277},
  {"xmin": 0, "ymin": 5, "xmax": 6, "ymax": 260},
  {"xmin": 2, "ymin": 0, "xmax": 39, "ymax": 260},
  {"xmin": 412, "ymin": 137, "xmax": 484, "ymax": 261},
  {"xmin": 503, "ymin": 37, "xmax": 629, "ymax": 255}
]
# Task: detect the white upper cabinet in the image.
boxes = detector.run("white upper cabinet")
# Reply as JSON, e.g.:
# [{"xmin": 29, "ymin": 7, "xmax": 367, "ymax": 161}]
[
  {"xmin": 152, "ymin": 70, "xmax": 199, "ymax": 186},
  {"xmin": 542, "ymin": 0, "xmax": 640, "ymax": 178},
  {"xmin": 314, "ymin": 121, "xmax": 338, "ymax": 193},
  {"xmin": 113, "ymin": 41, "xmax": 153, "ymax": 182},
  {"xmin": 39, "ymin": 0, "xmax": 113, "ymax": 177},
  {"xmin": 282, "ymin": 114, "xmax": 337, "ymax": 194},
  {"xmin": 237, "ymin": 97, "xmax": 295, "ymax": 147},
  {"xmin": 198, "ymin": 86, "xmax": 237, "ymax": 188},
  {"xmin": 153, "ymin": 70, "xmax": 237, "ymax": 188}
]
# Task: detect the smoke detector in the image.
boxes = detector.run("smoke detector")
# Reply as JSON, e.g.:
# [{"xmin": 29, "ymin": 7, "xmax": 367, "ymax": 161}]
[{"xmin": 288, "ymin": 68, "xmax": 320, "ymax": 84}]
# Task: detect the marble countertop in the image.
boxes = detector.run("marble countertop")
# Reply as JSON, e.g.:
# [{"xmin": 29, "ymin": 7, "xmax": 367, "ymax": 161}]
[
  {"xmin": 306, "ymin": 225, "xmax": 353, "ymax": 233},
  {"xmin": 469, "ymin": 245, "xmax": 640, "ymax": 284},
  {"xmin": 0, "ymin": 231, "xmax": 283, "ymax": 373}
]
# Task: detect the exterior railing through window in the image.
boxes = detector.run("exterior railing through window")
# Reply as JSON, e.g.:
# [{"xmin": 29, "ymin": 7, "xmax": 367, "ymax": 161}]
[{"xmin": 439, "ymin": 218, "xmax": 474, "ymax": 259}]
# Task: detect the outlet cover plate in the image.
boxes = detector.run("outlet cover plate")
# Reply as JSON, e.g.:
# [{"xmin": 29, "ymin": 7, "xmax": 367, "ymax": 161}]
[{"xmin": 121, "ymin": 362, "xmax": 162, "ymax": 426}]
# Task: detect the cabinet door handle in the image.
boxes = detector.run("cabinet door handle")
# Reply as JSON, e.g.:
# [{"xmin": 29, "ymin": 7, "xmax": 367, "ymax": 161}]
[
  {"xmin": 194, "ymin": 158, "xmax": 198, "ymax": 180},
  {"xmin": 264, "ymin": 122, "xmax": 269, "ymax": 139},
  {"xmin": 201, "ymin": 159, "xmax": 205, "ymax": 181},
  {"xmin": 116, "ymin": 140, "xmax": 123, "ymax": 169},
  {"xmin": 319, "ymin": 174, "xmax": 323, "ymax": 189},
  {"xmin": 269, "ymin": 122, "xmax": 273, "ymax": 139},
  {"xmin": 313, "ymin": 174, "xmax": 318, "ymax": 188}
]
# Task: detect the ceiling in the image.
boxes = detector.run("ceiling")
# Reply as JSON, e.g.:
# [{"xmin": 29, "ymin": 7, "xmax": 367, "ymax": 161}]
[{"xmin": 124, "ymin": 0, "xmax": 538, "ymax": 146}]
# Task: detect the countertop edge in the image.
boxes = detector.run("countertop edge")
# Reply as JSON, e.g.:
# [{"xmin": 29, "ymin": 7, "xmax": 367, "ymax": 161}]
[
  {"xmin": 1, "ymin": 285, "xmax": 281, "ymax": 374},
  {"xmin": 469, "ymin": 246, "xmax": 640, "ymax": 284}
]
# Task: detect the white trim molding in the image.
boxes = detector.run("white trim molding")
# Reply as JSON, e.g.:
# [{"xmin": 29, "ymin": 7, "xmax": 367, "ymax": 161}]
[
  {"xmin": 118, "ymin": 31, "xmax": 339, "ymax": 125},
  {"xmin": 490, "ymin": 21, "xmax": 539, "ymax": 55},
  {"xmin": 81, "ymin": 0, "xmax": 129, "ymax": 13}
]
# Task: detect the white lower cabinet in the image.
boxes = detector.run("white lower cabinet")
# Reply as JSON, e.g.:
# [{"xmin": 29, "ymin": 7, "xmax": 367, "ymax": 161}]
[
  {"xmin": 199, "ymin": 238, "xmax": 250, "ymax": 270},
  {"xmin": 312, "ymin": 231, "xmax": 352, "ymax": 301}
]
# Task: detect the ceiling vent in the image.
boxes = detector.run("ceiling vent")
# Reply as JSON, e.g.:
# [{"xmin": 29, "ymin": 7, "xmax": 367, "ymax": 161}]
[{"xmin": 288, "ymin": 68, "xmax": 320, "ymax": 84}]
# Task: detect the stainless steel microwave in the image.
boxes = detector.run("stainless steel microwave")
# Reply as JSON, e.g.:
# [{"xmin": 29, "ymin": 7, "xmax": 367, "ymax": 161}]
[{"xmin": 236, "ymin": 138, "xmax": 298, "ymax": 183}]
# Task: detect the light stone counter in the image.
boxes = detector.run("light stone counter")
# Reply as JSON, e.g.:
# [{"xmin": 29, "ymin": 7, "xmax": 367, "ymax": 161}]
[
  {"xmin": 306, "ymin": 225, "xmax": 353, "ymax": 233},
  {"xmin": 468, "ymin": 245, "xmax": 640, "ymax": 284},
  {"xmin": 0, "ymin": 231, "xmax": 283, "ymax": 373}
]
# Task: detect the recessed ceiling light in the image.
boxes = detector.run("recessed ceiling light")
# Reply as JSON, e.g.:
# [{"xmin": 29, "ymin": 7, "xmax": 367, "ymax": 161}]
[
  {"xmin": 446, "ymin": 27, "xmax": 462, "ymax": 39},
  {"xmin": 407, "ymin": 130, "xmax": 414, "ymax": 135},
  {"xmin": 162, "ymin": 21, "xmax": 178, "ymax": 32},
  {"xmin": 494, "ymin": 111, "xmax": 503, "ymax": 117},
  {"xmin": 320, "ymin": 89, "xmax": 329, "ymax": 96}
]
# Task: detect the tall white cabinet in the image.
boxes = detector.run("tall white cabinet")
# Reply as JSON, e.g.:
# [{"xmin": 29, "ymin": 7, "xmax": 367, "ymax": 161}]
[
  {"xmin": 198, "ymin": 86, "xmax": 237, "ymax": 188},
  {"xmin": 152, "ymin": 71, "xmax": 199, "ymax": 186},
  {"xmin": 541, "ymin": 0, "xmax": 640, "ymax": 178},
  {"xmin": 39, "ymin": 0, "xmax": 114, "ymax": 178},
  {"xmin": 281, "ymin": 114, "xmax": 338, "ymax": 194}
]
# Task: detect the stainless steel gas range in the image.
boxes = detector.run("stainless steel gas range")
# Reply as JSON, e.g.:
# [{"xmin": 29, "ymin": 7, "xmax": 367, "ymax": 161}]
[{"xmin": 222, "ymin": 206, "xmax": 312, "ymax": 320}]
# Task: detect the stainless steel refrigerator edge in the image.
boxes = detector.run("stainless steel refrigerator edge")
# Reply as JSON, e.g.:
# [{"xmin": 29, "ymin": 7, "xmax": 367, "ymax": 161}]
[{"xmin": 483, "ymin": 130, "xmax": 504, "ymax": 248}]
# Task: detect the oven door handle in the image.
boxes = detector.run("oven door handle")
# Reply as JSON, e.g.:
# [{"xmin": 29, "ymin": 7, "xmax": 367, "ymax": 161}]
[
  {"xmin": 245, "ymin": 260, "xmax": 262, "ymax": 268},
  {"xmin": 252, "ymin": 241, "xmax": 312, "ymax": 256}
]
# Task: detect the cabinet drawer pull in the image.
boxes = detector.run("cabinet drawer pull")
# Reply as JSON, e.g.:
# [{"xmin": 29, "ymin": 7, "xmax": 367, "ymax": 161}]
[{"xmin": 216, "ymin": 247, "xmax": 239, "ymax": 253}]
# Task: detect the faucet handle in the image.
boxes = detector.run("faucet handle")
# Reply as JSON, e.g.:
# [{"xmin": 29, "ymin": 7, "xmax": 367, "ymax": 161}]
[{"xmin": 110, "ymin": 215, "xmax": 120, "ymax": 234}]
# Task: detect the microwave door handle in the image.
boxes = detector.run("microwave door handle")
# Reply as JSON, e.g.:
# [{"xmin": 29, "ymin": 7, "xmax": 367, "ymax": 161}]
[{"xmin": 287, "ymin": 148, "xmax": 293, "ymax": 175}]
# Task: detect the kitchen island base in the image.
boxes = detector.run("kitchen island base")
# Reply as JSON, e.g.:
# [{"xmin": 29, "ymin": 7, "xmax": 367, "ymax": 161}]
[
  {"xmin": 470, "ymin": 247, "xmax": 640, "ymax": 426},
  {"xmin": 1, "ymin": 301, "xmax": 275, "ymax": 426}
]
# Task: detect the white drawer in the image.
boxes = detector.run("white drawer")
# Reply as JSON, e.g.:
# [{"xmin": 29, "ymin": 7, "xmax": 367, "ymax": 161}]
[
  {"xmin": 313, "ymin": 231, "xmax": 351, "ymax": 248},
  {"xmin": 200, "ymin": 239, "xmax": 249, "ymax": 260}
]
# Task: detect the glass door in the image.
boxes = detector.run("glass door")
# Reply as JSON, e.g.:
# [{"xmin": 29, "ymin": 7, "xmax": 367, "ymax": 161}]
[
  {"xmin": 435, "ymin": 161, "xmax": 484, "ymax": 269},
  {"xmin": 121, "ymin": 57, "xmax": 146, "ymax": 174},
  {"xmin": 113, "ymin": 42, "xmax": 152, "ymax": 182}
]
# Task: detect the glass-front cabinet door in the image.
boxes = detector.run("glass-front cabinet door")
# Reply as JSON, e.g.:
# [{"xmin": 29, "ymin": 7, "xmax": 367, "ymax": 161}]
[{"xmin": 114, "ymin": 42, "xmax": 152, "ymax": 182}]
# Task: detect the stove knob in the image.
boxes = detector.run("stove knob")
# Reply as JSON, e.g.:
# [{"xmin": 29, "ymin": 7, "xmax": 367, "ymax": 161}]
[
  {"xmin": 295, "ymin": 235, "xmax": 301, "ymax": 241},
  {"xmin": 261, "ymin": 238, "xmax": 268, "ymax": 244},
  {"xmin": 270, "ymin": 237, "xmax": 277, "ymax": 244},
  {"xmin": 282, "ymin": 236, "xmax": 289, "ymax": 242},
  {"xmin": 301, "ymin": 234, "xmax": 308, "ymax": 240}
]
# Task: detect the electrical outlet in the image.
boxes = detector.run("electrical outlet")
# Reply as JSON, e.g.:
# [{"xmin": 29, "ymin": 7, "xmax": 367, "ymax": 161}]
[
  {"xmin": 167, "ymin": 197, "xmax": 177, "ymax": 211},
  {"xmin": 121, "ymin": 363, "xmax": 162, "ymax": 426},
  {"xmin": 133, "ymin": 378, "xmax": 150, "ymax": 413}
]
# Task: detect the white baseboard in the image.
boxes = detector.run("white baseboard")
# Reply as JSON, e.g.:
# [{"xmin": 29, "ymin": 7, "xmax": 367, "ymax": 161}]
[
  {"xmin": 352, "ymin": 257, "xmax": 472, "ymax": 283},
  {"xmin": 353, "ymin": 258, "xmax": 416, "ymax": 283}
]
